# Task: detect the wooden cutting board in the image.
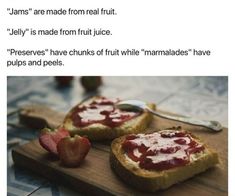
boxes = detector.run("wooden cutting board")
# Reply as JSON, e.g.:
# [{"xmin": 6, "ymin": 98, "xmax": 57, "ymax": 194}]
[{"xmin": 12, "ymin": 105, "xmax": 228, "ymax": 196}]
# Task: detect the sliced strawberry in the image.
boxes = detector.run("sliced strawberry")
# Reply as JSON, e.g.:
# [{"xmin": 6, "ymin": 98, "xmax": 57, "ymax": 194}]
[
  {"xmin": 39, "ymin": 127, "xmax": 70, "ymax": 155},
  {"xmin": 57, "ymin": 135, "xmax": 91, "ymax": 167}
]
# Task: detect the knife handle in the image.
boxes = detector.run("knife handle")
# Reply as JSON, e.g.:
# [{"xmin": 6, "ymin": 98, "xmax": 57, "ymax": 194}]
[{"xmin": 19, "ymin": 105, "xmax": 65, "ymax": 129}]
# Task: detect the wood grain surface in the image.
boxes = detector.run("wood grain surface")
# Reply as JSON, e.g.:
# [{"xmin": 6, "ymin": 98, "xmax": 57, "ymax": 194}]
[{"xmin": 13, "ymin": 106, "xmax": 228, "ymax": 196}]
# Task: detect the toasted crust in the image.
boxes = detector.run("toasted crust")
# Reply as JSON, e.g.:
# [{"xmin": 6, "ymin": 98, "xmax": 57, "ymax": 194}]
[
  {"xmin": 63, "ymin": 96, "xmax": 156, "ymax": 140},
  {"xmin": 110, "ymin": 131, "xmax": 219, "ymax": 192}
]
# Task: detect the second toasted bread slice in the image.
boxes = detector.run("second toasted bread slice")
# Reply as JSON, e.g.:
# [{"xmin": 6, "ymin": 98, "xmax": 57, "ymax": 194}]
[{"xmin": 110, "ymin": 128, "xmax": 219, "ymax": 192}]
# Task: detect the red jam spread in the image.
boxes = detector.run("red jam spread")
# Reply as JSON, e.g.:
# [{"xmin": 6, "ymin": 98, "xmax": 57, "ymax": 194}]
[
  {"xmin": 122, "ymin": 130, "xmax": 205, "ymax": 171},
  {"xmin": 71, "ymin": 97, "xmax": 141, "ymax": 128}
]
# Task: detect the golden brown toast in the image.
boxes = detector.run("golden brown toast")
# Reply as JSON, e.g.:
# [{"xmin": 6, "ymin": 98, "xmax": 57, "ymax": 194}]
[
  {"xmin": 63, "ymin": 96, "xmax": 155, "ymax": 140},
  {"xmin": 110, "ymin": 128, "xmax": 219, "ymax": 192}
]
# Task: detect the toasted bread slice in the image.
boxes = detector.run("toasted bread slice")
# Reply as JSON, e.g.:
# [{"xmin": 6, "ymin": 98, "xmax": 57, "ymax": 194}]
[
  {"xmin": 110, "ymin": 128, "xmax": 219, "ymax": 192},
  {"xmin": 63, "ymin": 96, "xmax": 155, "ymax": 140}
]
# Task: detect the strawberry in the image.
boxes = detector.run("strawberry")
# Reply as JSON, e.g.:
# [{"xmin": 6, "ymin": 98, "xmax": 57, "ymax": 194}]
[
  {"xmin": 39, "ymin": 127, "xmax": 70, "ymax": 155},
  {"xmin": 55, "ymin": 76, "xmax": 74, "ymax": 86},
  {"xmin": 80, "ymin": 76, "xmax": 102, "ymax": 91},
  {"xmin": 57, "ymin": 135, "xmax": 91, "ymax": 167}
]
